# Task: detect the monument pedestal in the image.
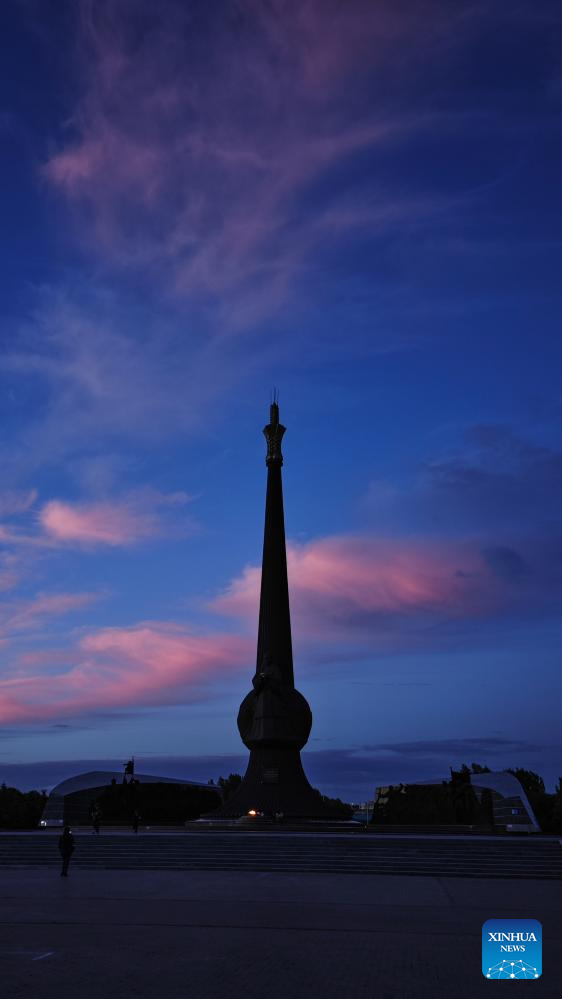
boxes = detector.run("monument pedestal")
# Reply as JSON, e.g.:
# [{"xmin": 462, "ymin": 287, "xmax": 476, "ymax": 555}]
[{"xmin": 210, "ymin": 747, "xmax": 338, "ymax": 819}]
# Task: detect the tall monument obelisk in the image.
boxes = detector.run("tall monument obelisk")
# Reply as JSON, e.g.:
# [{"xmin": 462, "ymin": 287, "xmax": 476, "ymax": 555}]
[{"xmin": 218, "ymin": 399, "xmax": 335, "ymax": 818}]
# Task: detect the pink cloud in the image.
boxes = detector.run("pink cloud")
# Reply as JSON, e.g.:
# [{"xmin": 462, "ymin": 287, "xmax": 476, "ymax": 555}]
[
  {"xmin": 31, "ymin": 491, "xmax": 191, "ymax": 548},
  {"xmin": 39, "ymin": 498, "xmax": 157, "ymax": 546},
  {"xmin": 211, "ymin": 535, "xmax": 513, "ymax": 639},
  {"xmin": 0, "ymin": 489, "xmax": 193, "ymax": 655},
  {"xmin": 0, "ymin": 529, "xmax": 552, "ymax": 726},
  {"xmin": 45, "ymin": 133, "xmax": 162, "ymax": 203},
  {"xmin": 0, "ymin": 624, "xmax": 251, "ymax": 724},
  {"xmin": 1, "ymin": 491, "xmax": 190, "ymax": 549}
]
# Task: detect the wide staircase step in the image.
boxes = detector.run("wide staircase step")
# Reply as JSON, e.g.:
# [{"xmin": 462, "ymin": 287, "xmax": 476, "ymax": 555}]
[{"xmin": 1, "ymin": 833, "xmax": 561, "ymax": 878}]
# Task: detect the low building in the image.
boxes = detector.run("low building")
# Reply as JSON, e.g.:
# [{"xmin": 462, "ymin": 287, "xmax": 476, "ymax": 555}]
[
  {"xmin": 40, "ymin": 771, "xmax": 217, "ymax": 827},
  {"xmin": 373, "ymin": 771, "xmax": 540, "ymax": 833}
]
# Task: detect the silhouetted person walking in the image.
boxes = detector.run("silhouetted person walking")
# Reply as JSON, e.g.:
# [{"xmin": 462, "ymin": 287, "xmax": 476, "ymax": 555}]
[
  {"xmin": 90, "ymin": 803, "xmax": 102, "ymax": 835},
  {"xmin": 58, "ymin": 825, "xmax": 75, "ymax": 877},
  {"xmin": 132, "ymin": 810, "xmax": 141, "ymax": 834}
]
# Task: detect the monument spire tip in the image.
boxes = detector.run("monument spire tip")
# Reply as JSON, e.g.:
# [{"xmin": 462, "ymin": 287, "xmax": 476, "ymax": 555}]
[{"xmin": 270, "ymin": 387, "xmax": 280, "ymax": 425}]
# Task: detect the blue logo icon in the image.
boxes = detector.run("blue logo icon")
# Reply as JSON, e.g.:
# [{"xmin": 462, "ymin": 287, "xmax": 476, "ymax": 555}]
[{"xmin": 482, "ymin": 919, "xmax": 542, "ymax": 979}]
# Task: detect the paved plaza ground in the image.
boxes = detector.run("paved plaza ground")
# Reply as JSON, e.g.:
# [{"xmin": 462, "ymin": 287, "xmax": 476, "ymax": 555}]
[{"xmin": 1, "ymin": 861, "xmax": 560, "ymax": 999}]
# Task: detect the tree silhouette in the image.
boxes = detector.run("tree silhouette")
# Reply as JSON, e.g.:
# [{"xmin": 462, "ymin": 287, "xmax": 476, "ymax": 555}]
[{"xmin": 506, "ymin": 769, "xmax": 545, "ymax": 798}]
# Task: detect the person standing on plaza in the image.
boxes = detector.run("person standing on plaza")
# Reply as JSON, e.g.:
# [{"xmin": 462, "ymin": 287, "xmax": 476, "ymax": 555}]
[
  {"xmin": 90, "ymin": 803, "xmax": 102, "ymax": 834},
  {"xmin": 58, "ymin": 825, "xmax": 75, "ymax": 877}
]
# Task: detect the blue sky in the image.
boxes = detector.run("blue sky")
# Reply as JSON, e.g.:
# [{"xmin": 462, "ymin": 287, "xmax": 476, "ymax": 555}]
[{"xmin": 1, "ymin": 0, "xmax": 562, "ymax": 799}]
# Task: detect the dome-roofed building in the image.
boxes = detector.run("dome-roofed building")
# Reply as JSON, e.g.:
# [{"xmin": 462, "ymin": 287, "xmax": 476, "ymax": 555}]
[{"xmin": 40, "ymin": 771, "xmax": 217, "ymax": 827}]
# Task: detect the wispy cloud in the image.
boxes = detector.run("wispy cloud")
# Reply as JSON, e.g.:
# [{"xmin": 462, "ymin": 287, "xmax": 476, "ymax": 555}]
[
  {"xmin": 0, "ymin": 285, "xmax": 263, "ymax": 479},
  {"xmin": 1, "ymin": 2, "xmax": 496, "ymax": 489},
  {"xmin": 0, "ymin": 490, "xmax": 38, "ymax": 517},
  {"xmin": 42, "ymin": 0, "xmax": 470, "ymax": 324},
  {"xmin": 0, "ymin": 590, "xmax": 99, "ymax": 644}
]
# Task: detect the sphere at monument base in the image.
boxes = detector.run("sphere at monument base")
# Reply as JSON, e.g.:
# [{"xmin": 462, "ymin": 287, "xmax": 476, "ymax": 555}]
[{"xmin": 237, "ymin": 681, "xmax": 312, "ymax": 751}]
